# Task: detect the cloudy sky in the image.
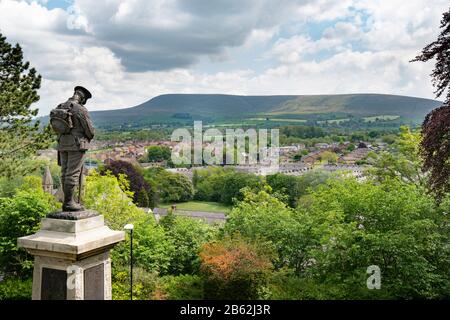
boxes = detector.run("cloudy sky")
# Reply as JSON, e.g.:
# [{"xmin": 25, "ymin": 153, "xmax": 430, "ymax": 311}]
[{"xmin": 0, "ymin": 0, "xmax": 448, "ymax": 115}]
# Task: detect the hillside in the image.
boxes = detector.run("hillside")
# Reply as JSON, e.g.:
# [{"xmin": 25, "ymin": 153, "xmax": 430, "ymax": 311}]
[
  {"xmin": 46, "ymin": 93, "xmax": 443, "ymax": 129},
  {"xmin": 89, "ymin": 94, "xmax": 298, "ymax": 126}
]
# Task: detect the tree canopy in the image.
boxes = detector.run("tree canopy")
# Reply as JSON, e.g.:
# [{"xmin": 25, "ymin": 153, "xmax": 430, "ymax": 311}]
[
  {"xmin": 412, "ymin": 8, "xmax": 450, "ymax": 199},
  {"xmin": 0, "ymin": 33, "xmax": 52, "ymax": 178}
]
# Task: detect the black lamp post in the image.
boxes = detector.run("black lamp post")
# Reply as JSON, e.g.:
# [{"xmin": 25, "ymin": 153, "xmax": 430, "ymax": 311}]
[{"xmin": 124, "ymin": 224, "xmax": 134, "ymax": 300}]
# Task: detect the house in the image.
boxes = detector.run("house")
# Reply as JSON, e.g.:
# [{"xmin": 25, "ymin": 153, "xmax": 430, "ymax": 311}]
[
  {"xmin": 315, "ymin": 143, "xmax": 330, "ymax": 149},
  {"xmin": 301, "ymin": 150, "xmax": 327, "ymax": 165},
  {"xmin": 339, "ymin": 147, "xmax": 370, "ymax": 165}
]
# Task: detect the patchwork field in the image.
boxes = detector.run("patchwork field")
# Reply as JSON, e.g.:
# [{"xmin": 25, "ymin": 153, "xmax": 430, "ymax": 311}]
[
  {"xmin": 363, "ymin": 115, "xmax": 400, "ymax": 122},
  {"xmin": 159, "ymin": 201, "xmax": 231, "ymax": 213}
]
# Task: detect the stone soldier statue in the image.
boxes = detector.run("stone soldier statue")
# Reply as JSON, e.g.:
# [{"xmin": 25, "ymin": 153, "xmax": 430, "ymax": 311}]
[{"xmin": 50, "ymin": 86, "xmax": 95, "ymax": 211}]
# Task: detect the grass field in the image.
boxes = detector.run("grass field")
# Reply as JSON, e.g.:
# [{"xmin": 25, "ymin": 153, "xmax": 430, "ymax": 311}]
[
  {"xmin": 317, "ymin": 118, "xmax": 350, "ymax": 124},
  {"xmin": 248, "ymin": 118, "xmax": 307, "ymax": 123},
  {"xmin": 363, "ymin": 115, "xmax": 400, "ymax": 122},
  {"xmin": 159, "ymin": 201, "xmax": 231, "ymax": 213}
]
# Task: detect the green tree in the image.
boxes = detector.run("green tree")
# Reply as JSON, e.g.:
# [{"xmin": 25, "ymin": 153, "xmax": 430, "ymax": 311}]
[
  {"xmin": 266, "ymin": 173, "xmax": 303, "ymax": 207},
  {"xmin": 132, "ymin": 215, "xmax": 176, "ymax": 275},
  {"xmin": 292, "ymin": 149, "xmax": 308, "ymax": 162},
  {"xmin": 296, "ymin": 178, "xmax": 449, "ymax": 299},
  {"xmin": 412, "ymin": 8, "xmax": 450, "ymax": 200},
  {"xmin": 193, "ymin": 167, "xmax": 268, "ymax": 205},
  {"xmin": 136, "ymin": 188, "xmax": 150, "ymax": 208},
  {"xmin": 320, "ymin": 151, "xmax": 339, "ymax": 164},
  {"xmin": 368, "ymin": 126, "xmax": 425, "ymax": 187},
  {"xmin": 192, "ymin": 167, "xmax": 228, "ymax": 202},
  {"xmin": 0, "ymin": 33, "xmax": 52, "ymax": 178},
  {"xmin": 147, "ymin": 145, "xmax": 171, "ymax": 162},
  {"xmin": 155, "ymin": 170, "xmax": 194, "ymax": 203},
  {"xmin": 0, "ymin": 176, "xmax": 59, "ymax": 277},
  {"xmin": 84, "ymin": 171, "xmax": 146, "ymax": 229},
  {"xmin": 225, "ymin": 187, "xmax": 306, "ymax": 271},
  {"xmin": 219, "ymin": 171, "xmax": 266, "ymax": 205},
  {"xmin": 347, "ymin": 144, "xmax": 356, "ymax": 152},
  {"xmin": 160, "ymin": 216, "xmax": 218, "ymax": 275}
]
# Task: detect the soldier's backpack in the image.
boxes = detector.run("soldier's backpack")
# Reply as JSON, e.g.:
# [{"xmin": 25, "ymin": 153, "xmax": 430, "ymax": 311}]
[{"xmin": 49, "ymin": 103, "xmax": 74, "ymax": 134}]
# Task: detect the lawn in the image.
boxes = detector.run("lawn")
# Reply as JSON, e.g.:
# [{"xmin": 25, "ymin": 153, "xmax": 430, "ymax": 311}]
[
  {"xmin": 248, "ymin": 117, "xmax": 307, "ymax": 123},
  {"xmin": 363, "ymin": 115, "xmax": 400, "ymax": 122},
  {"xmin": 317, "ymin": 118, "xmax": 350, "ymax": 124},
  {"xmin": 159, "ymin": 201, "xmax": 231, "ymax": 213}
]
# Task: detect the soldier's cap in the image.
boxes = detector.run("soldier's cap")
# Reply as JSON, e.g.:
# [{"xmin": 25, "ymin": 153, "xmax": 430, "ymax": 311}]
[{"xmin": 74, "ymin": 86, "xmax": 92, "ymax": 100}]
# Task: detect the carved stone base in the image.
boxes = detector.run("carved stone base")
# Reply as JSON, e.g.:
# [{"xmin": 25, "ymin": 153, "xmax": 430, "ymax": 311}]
[
  {"xmin": 47, "ymin": 209, "xmax": 99, "ymax": 220},
  {"xmin": 18, "ymin": 214, "xmax": 124, "ymax": 300}
]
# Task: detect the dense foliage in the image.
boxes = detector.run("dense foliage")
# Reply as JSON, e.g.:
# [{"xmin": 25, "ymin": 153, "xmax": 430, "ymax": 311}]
[
  {"xmin": 146, "ymin": 145, "xmax": 171, "ymax": 163},
  {"xmin": 0, "ymin": 33, "xmax": 52, "ymax": 178},
  {"xmin": 144, "ymin": 167, "xmax": 194, "ymax": 203},
  {"xmin": 299, "ymin": 178, "xmax": 449, "ymax": 299},
  {"xmin": 199, "ymin": 235, "xmax": 274, "ymax": 300},
  {"xmin": 102, "ymin": 160, "xmax": 156, "ymax": 207},
  {"xmin": 0, "ymin": 176, "xmax": 59, "ymax": 278},
  {"xmin": 193, "ymin": 167, "xmax": 266, "ymax": 205},
  {"xmin": 412, "ymin": 8, "xmax": 450, "ymax": 199},
  {"xmin": 84, "ymin": 171, "xmax": 146, "ymax": 229}
]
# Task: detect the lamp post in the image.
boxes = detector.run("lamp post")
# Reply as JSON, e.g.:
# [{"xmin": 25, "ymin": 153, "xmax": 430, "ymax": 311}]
[{"xmin": 124, "ymin": 224, "xmax": 134, "ymax": 300}]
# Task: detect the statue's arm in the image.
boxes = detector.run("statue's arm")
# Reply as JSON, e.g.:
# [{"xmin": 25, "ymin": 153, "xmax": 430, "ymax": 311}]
[{"xmin": 79, "ymin": 107, "xmax": 95, "ymax": 141}]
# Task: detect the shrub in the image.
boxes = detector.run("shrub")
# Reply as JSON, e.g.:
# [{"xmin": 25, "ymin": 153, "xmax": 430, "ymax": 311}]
[
  {"xmin": 112, "ymin": 266, "xmax": 158, "ymax": 300},
  {"xmin": 225, "ymin": 188, "xmax": 304, "ymax": 271},
  {"xmin": 0, "ymin": 178, "xmax": 58, "ymax": 277},
  {"xmin": 0, "ymin": 277, "xmax": 32, "ymax": 300},
  {"xmin": 101, "ymin": 160, "xmax": 156, "ymax": 207},
  {"xmin": 84, "ymin": 171, "xmax": 146, "ymax": 229},
  {"xmin": 296, "ymin": 178, "xmax": 450, "ymax": 299},
  {"xmin": 161, "ymin": 216, "xmax": 218, "ymax": 275},
  {"xmin": 152, "ymin": 275, "xmax": 204, "ymax": 300},
  {"xmin": 132, "ymin": 215, "xmax": 176, "ymax": 275},
  {"xmin": 199, "ymin": 235, "xmax": 274, "ymax": 300}
]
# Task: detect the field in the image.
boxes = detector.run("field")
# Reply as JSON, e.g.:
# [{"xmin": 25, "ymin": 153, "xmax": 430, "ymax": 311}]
[
  {"xmin": 159, "ymin": 201, "xmax": 231, "ymax": 213},
  {"xmin": 363, "ymin": 115, "xmax": 400, "ymax": 122},
  {"xmin": 248, "ymin": 118, "xmax": 307, "ymax": 123},
  {"xmin": 317, "ymin": 118, "xmax": 350, "ymax": 124}
]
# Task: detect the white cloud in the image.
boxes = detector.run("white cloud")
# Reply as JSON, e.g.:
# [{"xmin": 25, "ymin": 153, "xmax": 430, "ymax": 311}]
[{"xmin": 0, "ymin": 0, "xmax": 447, "ymax": 116}]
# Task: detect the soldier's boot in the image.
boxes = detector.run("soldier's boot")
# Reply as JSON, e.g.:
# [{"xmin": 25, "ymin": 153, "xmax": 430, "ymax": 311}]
[{"xmin": 63, "ymin": 184, "xmax": 84, "ymax": 211}]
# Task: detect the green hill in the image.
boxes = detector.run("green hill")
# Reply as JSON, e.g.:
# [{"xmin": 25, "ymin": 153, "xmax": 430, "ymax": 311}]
[
  {"xmin": 45, "ymin": 93, "xmax": 443, "ymax": 129},
  {"xmin": 90, "ymin": 94, "xmax": 298, "ymax": 126}
]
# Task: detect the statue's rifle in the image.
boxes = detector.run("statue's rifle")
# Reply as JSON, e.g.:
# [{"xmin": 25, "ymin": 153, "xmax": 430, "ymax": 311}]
[{"xmin": 78, "ymin": 164, "xmax": 84, "ymax": 204}]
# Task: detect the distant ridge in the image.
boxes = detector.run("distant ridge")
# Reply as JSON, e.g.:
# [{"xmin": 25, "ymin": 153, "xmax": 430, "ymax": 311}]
[{"xmin": 42, "ymin": 93, "xmax": 443, "ymax": 128}]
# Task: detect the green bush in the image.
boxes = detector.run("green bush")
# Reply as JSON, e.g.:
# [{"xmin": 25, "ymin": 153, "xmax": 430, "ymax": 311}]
[
  {"xmin": 153, "ymin": 275, "xmax": 204, "ymax": 300},
  {"xmin": 225, "ymin": 188, "xmax": 305, "ymax": 271},
  {"xmin": 0, "ymin": 278, "xmax": 32, "ymax": 300},
  {"xmin": 84, "ymin": 171, "xmax": 146, "ymax": 229},
  {"xmin": 0, "ymin": 177, "xmax": 59, "ymax": 277},
  {"xmin": 144, "ymin": 168, "xmax": 194, "ymax": 203},
  {"xmin": 193, "ymin": 167, "xmax": 266, "ymax": 205},
  {"xmin": 112, "ymin": 266, "xmax": 158, "ymax": 300},
  {"xmin": 199, "ymin": 235, "xmax": 275, "ymax": 300},
  {"xmin": 132, "ymin": 215, "xmax": 176, "ymax": 275},
  {"xmin": 296, "ymin": 178, "xmax": 450, "ymax": 299},
  {"xmin": 161, "ymin": 215, "xmax": 218, "ymax": 275}
]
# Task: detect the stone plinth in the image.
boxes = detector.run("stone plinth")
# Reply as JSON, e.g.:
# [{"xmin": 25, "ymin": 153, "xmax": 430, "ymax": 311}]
[{"xmin": 18, "ymin": 213, "xmax": 125, "ymax": 300}]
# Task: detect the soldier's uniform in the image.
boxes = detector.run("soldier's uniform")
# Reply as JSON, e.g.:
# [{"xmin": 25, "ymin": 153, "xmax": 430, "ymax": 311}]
[{"xmin": 56, "ymin": 86, "xmax": 95, "ymax": 211}]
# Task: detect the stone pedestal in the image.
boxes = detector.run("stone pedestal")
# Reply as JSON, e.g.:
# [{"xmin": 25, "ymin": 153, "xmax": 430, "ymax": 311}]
[{"xmin": 17, "ymin": 212, "xmax": 125, "ymax": 300}]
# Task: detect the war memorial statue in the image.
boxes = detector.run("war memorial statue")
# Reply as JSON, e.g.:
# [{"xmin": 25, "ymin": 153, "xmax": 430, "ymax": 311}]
[
  {"xmin": 50, "ymin": 86, "xmax": 95, "ymax": 213},
  {"xmin": 18, "ymin": 86, "xmax": 124, "ymax": 300}
]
